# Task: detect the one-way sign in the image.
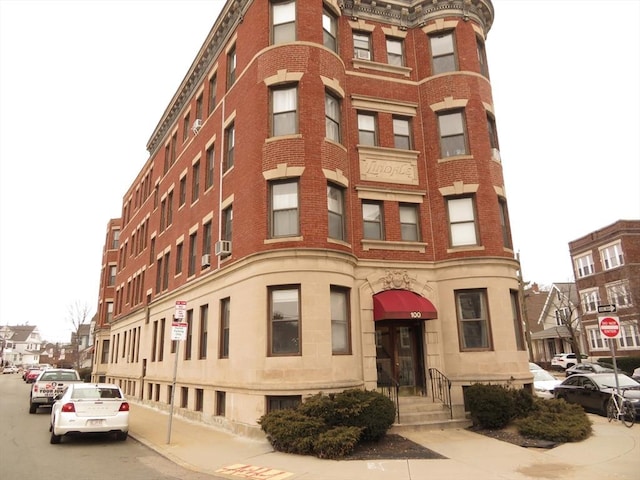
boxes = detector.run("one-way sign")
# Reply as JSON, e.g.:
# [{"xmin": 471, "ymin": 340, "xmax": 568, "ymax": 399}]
[{"xmin": 597, "ymin": 304, "xmax": 617, "ymax": 314}]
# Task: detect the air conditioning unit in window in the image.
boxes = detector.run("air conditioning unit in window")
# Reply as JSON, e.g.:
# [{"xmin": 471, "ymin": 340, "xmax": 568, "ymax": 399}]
[
  {"xmin": 192, "ymin": 119, "xmax": 203, "ymax": 135},
  {"xmin": 214, "ymin": 240, "xmax": 232, "ymax": 257},
  {"xmin": 356, "ymin": 50, "xmax": 371, "ymax": 60},
  {"xmin": 201, "ymin": 254, "xmax": 211, "ymax": 267},
  {"xmin": 491, "ymin": 147, "xmax": 501, "ymax": 162}
]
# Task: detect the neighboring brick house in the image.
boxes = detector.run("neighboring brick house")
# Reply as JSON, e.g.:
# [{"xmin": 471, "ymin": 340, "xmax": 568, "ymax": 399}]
[
  {"xmin": 569, "ymin": 220, "xmax": 640, "ymax": 359},
  {"xmin": 92, "ymin": 0, "xmax": 530, "ymax": 436}
]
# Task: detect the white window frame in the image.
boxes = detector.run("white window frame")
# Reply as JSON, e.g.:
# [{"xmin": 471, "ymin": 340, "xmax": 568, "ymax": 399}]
[
  {"xmin": 357, "ymin": 112, "xmax": 377, "ymax": 146},
  {"xmin": 600, "ymin": 241, "xmax": 624, "ymax": 270},
  {"xmin": 272, "ymin": 85, "xmax": 298, "ymax": 136},
  {"xmin": 574, "ymin": 253, "xmax": 594, "ymax": 278},
  {"xmin": 430, "ymin": 32, "xmax": 455, "ymax": 74},
  {"xmin": 393, "ymin": 116, "xmax": 411, "ymax": 149},
  {"xmin": 272, "ymin": 0, "xmax": 296, "ymax": 44},
  {"xmin": 447, "ymin": 196, "xmax": 477, "ymax": 247},
  {"xmin": 580, "ymin": 288, "xmax": 600, "ymax": 313},
  {"xmin": 325, "ymin": 91, "xmax": 341, "ymax": 142},
  {"xmin": 271, "ymin": 179, "xmax": 299, "ymax": 238},
  {"xmin": 606, "ymin": 281, "xmax": 632, "ymax": 308},
  {"xmin": 438, "ymin": 111, "xmax": 467, "ymax": 157},
  {"xmin": 386, "ymin": 38, "xmax": 403, "ymax": 66}
]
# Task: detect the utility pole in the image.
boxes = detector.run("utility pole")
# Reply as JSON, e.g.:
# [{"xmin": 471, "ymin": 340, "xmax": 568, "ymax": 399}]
[{"xmin": 517, "ymin": 252, "xmax": 534, "ymax": 361}]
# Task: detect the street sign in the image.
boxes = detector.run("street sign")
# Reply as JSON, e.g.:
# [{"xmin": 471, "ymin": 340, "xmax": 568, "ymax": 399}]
[
  {"xmin": 175, "ymin": 300, "xmax": 187, "ymax": 319},
  {"xmin": 598, "ymin": 315, "xmax": 621, "ymax": 339},
  {"xmin": 597, "ymin": 304, "xmax": 617, "ymax": 314},
  {"xmin": 171, "ymin": 321, "xmax": 188, "ymax": 341}
]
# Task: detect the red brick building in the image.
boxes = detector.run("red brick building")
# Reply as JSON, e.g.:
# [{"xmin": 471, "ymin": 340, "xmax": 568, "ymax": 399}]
[
  {"xmin": 92, "ymin": 0, "xmax": 530, "ymax": 435},
  {"xmin": 569, "ymin": 220, "xmax": 640, "ymax": 358}
]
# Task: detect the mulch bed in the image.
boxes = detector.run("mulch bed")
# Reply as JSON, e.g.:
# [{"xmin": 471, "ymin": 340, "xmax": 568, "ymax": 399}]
[{"xmin": 346, "ymin": 434, "xmax": 447, "ymax": 460}]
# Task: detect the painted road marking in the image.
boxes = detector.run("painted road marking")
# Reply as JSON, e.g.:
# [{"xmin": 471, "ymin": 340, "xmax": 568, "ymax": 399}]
[{"xmin": 215, "ymin": 464, "xmax": 293, "ymax": 480}]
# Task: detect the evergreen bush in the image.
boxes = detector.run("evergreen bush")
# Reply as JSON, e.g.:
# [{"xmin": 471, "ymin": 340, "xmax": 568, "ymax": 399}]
[
  {"xmin": 515, "ymin": 399, "xmax": 592, "ymax": 442},
  {"xmin": 258, "ymin": 409, "xmax": 325, "ymax": 455},
  {"xmin": 313, "ymin": 426, "xmax": 363, "ymax": 459},
  {"xmin": 466, "ymin": 383, "xmax": 516, "ymax": 429}
]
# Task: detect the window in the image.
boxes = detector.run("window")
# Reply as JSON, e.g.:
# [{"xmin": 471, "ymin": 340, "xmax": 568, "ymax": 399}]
[
  {"xmin": 205, "ymin": 145, "xmax": 215, "ymax": 190},
  {"xmin": 203, "ymin": 221, "xmax": 212, "ymax": 256},
  {"xmin": 167, "ymin": 191, "xmax": 173, "ymax": 226},
  {"xmin": 222, "ymin": 206, "xmax": 233, "ymax": 242},
  {"xmin": 327, "ymin": 184, "xmax": 345, "ymax": 240},
  {"xmin": 158, "ymin": 318, "xmax": 165, "ymax": 361},
  {"xmin": 455, "ymin": 289, "xmax": 491, "ymax": 350},
  {"xmin": 195, "ymin": 389, "xmax": 204, "ymax": 412},
  {"xmin": 399, "ymin": 203, "xmax": 419, "ymax": 241},
  {"xmin": 108, "ymin": 265, "xmax": 116, "ymax": 286},
  {"xmin": 160, "ymin": 198, "xmax": 167, "ymax": 231},
  {"xmin": 208, "ymin": 74, "xmax": 217, "ymax": 114},
  {"xmin": 162, "ymin": 252, "xmax": 170, "ymax": 291},
  {"xmin": 498, "ymin": 197, "xmax": 512, "ymax": 248},
  {"xmin": 362, "ymin": 201, "xmax": 383, "ymax": 240},
  {"xmin": 574, "ymin": 253, "xmax": 594, "ymax": 278},
  {"xmin": 181, "ymin": 387, "xmax": 188, "ymax": 408},
  {"xmin": 510, "ymin": 290, "xmax": 525, "ymax": 351},
  {"xmin": 175, "ymin": 243, "xmax": 183, "ymax": 275},
  {"xmin": 267, "ymin": 395, "xmax": 301, "ymax": 412},
  {"xmin": 106, "ymin": 302, "xmax": 113, "ymax": 323},
  {"xmin": 447, "ymin": 196, "xmax": 477, "ymax": 246},
  {"xmin": 101, "ymin": 339, "xmax": 110, "ymax": 364},
  {"xmin": 227, "ymin": 46, "xmax": 236, "ymax": 88},
  {"xmin": 272, "ymin": 0, "xmax": 296, "ymax": 44},
  {"xmin": 184, "ymin": 309, "xmax": 193, "ymax": 360},
  {"xmin": 111, "ymin": 230, "xmax": 120, "ymax": 249},
  {"xmin": 220, "ymin": 297, "xmax": 230, "ymax": 358},
  {"xmin": 438, "ymin": 111, "xmax": 467, "ymax": 157},
  {"xmin": 191, "ymin": 160, "xmax": 200, "ymax": 203},
  {"xmin": 269, "ymin": 286, "xmax": 300, "ymax": 355},
  {"xmin": 588, "ymin": 327, "xmax": 606, "ymax": 350},
  {"xmin": 183, "ymin": 113, "xmax": 190, "ymax": 142},
  {"xmin": 487, "ymin": 114, "xmax": 499, "ymax": 150},
  {"xmin": 430, "ymin": 32, "xmax": 455, "ymax": 74},
  {"xmin": 554, "ymin": 307, "xmax": 570, "ymax": 326},
  {"xmin": 618, "ymin": 323, "xmax": 640, "ymax": 349},
  {"xmin": 322, "ymin": 8, "xmax": 337, "ymax": 52},
  {"xmin": 357, "ymin": 112, "xmax": 377, "ymax": 146},
  {"xmin": 155, "ymin": 257, "xmax": 163, "ymax": 293},
  {"xmin": 325, "ymin": 91, "xmax": 341, "ymax": 142},
  {"xmin": 386, "ymin": 38, "xmax": 403, "ymax": 66},
  {"xmin": 393, "ymin": 116, "xmax": 411, "ymax": 149},
  {"xmin": 224, "ymin": 123, "xmax": 235, "ymax": 171},
  {"xmin": 272, "ymin": 85, "xmax": 297, "ymax": 136},
  {"xmin": 606, "ymin": 281, "xmax": 632, "ymax": 308},
  {"xmin": 331, "ymin": 287, "xmax": 350, "ymax": 354},
  {"xmin": 196, "ymin": 94, "xmax": 203, "ymax": 120},
  {"xmin": 216, "ymin": 391, "xmax": 226, "ymax": 416},
  {"xmin": 149, "ymin": 237, "xmax": 155, "ymax": 265},
  {"xmin": 188, "ymin": 232, "xmax": 197, "ymax": 276},
  {"xmin": 199, "ymin": 304, "xmax": 208, "ymax": 359},
  {"xmin": 179, "ymin": 176, "xmax": 187, "ymax": 206},
  {"xmin": 581, "ymin": 289, "xmax": 600, "ymax": 313},
  {"xmin": 477, "ymin": 36, "xmax": 489, "ymax": 77},
  {"xmin": 600, "ymin": 242, "xmax": 624, "ymax": 270},
  {"xmin": 270, "ymin": 180, "xmax": 299, "ymax": 237},
  {"xmin": 353, "ymin": 32, "xmax": 371, "ymax": 60}
]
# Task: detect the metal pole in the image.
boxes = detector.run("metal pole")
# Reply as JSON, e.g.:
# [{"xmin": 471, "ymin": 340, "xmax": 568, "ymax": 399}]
[
  {"xmin": 610, "ymin": 338, "xmax": 621, "ymax": 396},
  {"xmin": 167, "ymin": 340, "xmax": 180, "ymax": 444}
]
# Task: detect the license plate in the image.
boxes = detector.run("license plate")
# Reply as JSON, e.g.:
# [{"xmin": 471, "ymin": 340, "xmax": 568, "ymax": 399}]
[{"xmin": 87, "ymin": 419, "xmax": 104, "ymax": 426}]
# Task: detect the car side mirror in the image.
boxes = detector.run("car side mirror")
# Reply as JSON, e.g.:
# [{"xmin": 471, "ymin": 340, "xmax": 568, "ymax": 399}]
[{"xmin": 53, "ymin": 393, "xmax": 63, "ymax": 401}]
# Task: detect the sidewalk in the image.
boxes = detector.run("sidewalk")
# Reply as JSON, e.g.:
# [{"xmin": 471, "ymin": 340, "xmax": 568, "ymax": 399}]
[{"xmin": 128, "ymin": 402, "xmax": 639, "ymax": 480}]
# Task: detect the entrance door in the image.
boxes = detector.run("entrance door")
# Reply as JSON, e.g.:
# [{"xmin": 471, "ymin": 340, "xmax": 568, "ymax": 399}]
[{"xmin": 375, "ymin": 322, "xmax": 424, "ymax": 395}]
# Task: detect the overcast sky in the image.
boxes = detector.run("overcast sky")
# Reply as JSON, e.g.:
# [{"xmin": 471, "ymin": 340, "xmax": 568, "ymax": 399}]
[{"xmin": 1, "ymin": 0, "xmax": 638, "ymax": 343}]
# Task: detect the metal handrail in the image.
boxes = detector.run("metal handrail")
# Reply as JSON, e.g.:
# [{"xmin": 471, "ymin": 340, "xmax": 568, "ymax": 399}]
[
  {"xmin": 428, "ymin": 368, "xmax": 452, "ymax": 419},
  {"xmin": 377, "ymin": 373, "xmax": 400, "ymax": 423}
]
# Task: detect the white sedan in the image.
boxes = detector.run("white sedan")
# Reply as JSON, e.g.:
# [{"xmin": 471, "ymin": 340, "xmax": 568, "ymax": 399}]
[{"xmin": 49, "ymin": 383, "xmax": 129, "ymax": 444}]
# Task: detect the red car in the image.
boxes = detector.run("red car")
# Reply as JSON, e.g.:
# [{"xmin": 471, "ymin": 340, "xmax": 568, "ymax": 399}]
[{"xmin": 25, "ymin": 369, "xmax": 42, "ymax": 383}]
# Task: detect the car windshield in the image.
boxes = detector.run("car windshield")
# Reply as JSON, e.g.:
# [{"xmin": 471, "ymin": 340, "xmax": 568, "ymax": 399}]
[
  {"xmin": 595, "ymin": 374, "xmax": 640, "ymax": 388},
  {"xmin": 532, "ymin": 369, "xmax": 556, "ymax": 382},
  {"xmin": 72, "ymin": 386, "xmax": 122, "ymax": 400}
]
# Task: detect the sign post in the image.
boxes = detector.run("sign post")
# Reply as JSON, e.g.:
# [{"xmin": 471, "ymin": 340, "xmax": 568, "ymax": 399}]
[
  {"xmin": 598, "ymin": 311, "xmax": 621, "ymax": 395},
  {"xmin": 167, "ymin": 301, "xmax": 188, "ymax": 444}
]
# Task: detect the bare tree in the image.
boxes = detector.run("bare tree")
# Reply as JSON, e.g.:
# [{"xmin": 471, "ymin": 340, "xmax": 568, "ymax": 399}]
[{"xmin": 67, "ymin": 301, "xmax": 92, "ymax": 370}]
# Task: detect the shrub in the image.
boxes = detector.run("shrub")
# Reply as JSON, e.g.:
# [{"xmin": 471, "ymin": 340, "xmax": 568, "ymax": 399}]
[
  {"xmin": 331, "ymin": 389, "xmax": 396, "ymax": 441},
  {"xmin": 510, "ymin": 387, "xmax": 536, "ymax": 419},
  {"xmin": 258, "ymin": 409, "xmax": 325, "ymax": 455},
  {"xmin": 313, "ymin": 426, "xmax": 363, "ymax": 459},
  {"xmin": 466, "ymin": 383, "xmax": 516, "ymax": 429},
  {"xmin": 515, "ymin": 399, "xmax": 592, "ymax": 442}
]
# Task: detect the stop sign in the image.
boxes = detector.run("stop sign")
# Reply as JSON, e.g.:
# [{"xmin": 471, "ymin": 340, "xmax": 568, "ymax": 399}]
[{"xmin": 599, "ymin": 315, "xmax": 621, "ymax": 339}]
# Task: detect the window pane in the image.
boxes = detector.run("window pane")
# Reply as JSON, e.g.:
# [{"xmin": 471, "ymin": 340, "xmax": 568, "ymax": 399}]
[
  {"xmin": 448, "ymin": 197, "xmax": 473, "ymax": 222},
  {"xmin": 431, "ymin": 34, "xmax": 453, "ymax": 56},
  {"xmin": 331, "ymin": 289, "xmax": 348, "ymax": 354},
  {"xmin": 273, "ymin": 182, "xmax": 297, "ymax": 208},
  {"xmin": 271, "ymin": 288, "xmax": 300, "ymax": 355}
]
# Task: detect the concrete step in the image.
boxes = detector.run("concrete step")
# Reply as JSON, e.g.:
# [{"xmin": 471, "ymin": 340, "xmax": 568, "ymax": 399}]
[{"xmin": 393, "ymin": 396, "xmax": 472, "ymax": 431}]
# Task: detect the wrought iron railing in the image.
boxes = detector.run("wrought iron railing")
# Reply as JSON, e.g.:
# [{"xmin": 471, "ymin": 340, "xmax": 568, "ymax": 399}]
[
  {"xmin": 428, "ymin": 368, "xmax": 452, "ymax": 419},
  {"xmin": 377, "ymin": 376, "xmax": 400, "ymax": 423}
]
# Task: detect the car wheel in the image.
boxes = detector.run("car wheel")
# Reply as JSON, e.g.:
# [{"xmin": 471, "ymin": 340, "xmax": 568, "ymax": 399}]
[
  {"xmin": 115, "ymin": 431, "xmax": 128, "ymax": 441},
  {"xmin": 29, "ymin": 402, "xmax": 37, "ymax": 414},
  {"xmin": 50, "ymin": 429, "xmax": 61, "ymax": 444},
  {"xmin": 566, "ymin": 363, "xmax": 575, "ymax": 369}
]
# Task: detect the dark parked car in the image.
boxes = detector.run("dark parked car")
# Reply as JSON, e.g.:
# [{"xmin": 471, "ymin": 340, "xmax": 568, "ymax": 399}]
[
  {"xmin": 554, "ymin": 373, "xmax": 640, "ymax": 417},
  {"xmin": 565, "ymin": 362, "xmax": 615, "ymax": 377}
]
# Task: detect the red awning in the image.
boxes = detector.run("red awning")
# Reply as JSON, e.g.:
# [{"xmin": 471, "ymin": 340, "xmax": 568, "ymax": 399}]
[{"xmin": 373, "ymin": 290, "xmax": 438, "ymax": 321}]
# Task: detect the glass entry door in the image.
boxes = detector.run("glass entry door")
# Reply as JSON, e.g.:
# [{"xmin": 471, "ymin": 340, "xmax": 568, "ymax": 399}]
[{"xmin": 375, "ymin": 322, "xmax": 424, "ymax": 394}]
